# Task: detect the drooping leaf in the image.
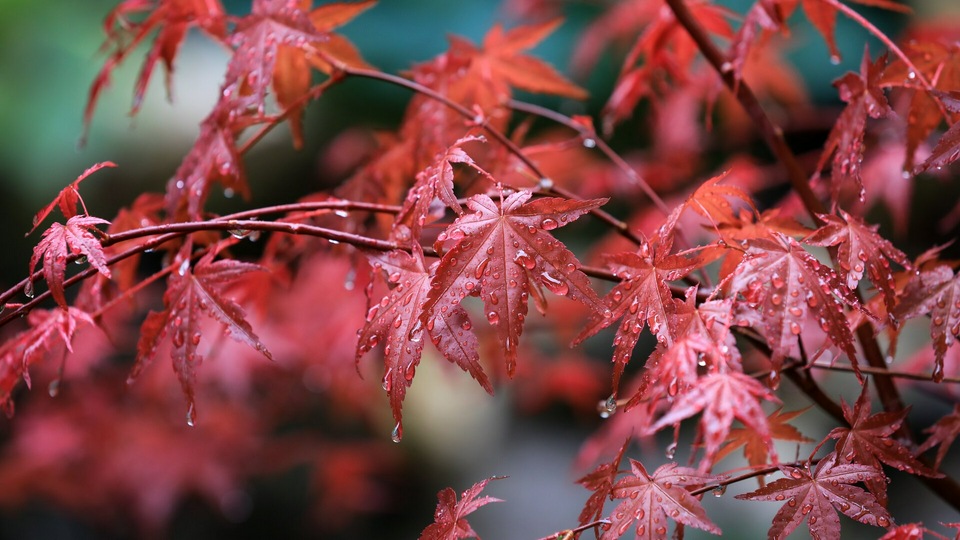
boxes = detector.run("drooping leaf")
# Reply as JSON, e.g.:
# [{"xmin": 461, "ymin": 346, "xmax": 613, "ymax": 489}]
[
  {"xmin": 893, "ymin": 264, "xmax": 960, "ymax": 382},
  {"xmin": 729, "ymin": 233, "xmax": 861, "ymax": 375},
  {"xmin": 651, "ymin": 370, "xmax": 780, "ymax": 468},
  {"xmin": 815, "ymin": 47, "xmax": 891, "ymax": 206},
  {"xmin": 736, "ymin": 453, "xmax": 893, "ymax": 539},
  {"xmin": 804, "ymin": 210, "xmax": 910, "ymax": 323},
  {"xmin": 799, "ymin": 0, "xmax": 909, "ymax": 63},
  {"xmin": 84, "ymin": 0, "xmax": 227, "ymax": 135},
  {"xmin": 0, "ymin": 307, "xmax": 96, "ymax": 415},
  {"xmin": 27, "ymin": 162, "xmax": 117, "ymax": 237},
  {"xmin": 131, "ymin": 252, "xmax": 272, "ymax": 425},
  {"xmin": 600, "ymin": 459, "xmax": 720, "ymax": 539},
  {"xmin": 715, "ymin": 407, "xmax": 814, "ymax": 479},
  {"xmin": 916, "ymin": 91, "xmax": 960, "ymax": 173},
  {"xmin": 423, "ymin": 190, "xmax": 606, "ymax": 375},
  {"xmin": 917, "ymin": 404, "xmax": 960, "ymax": 470},
  {"xmin": 356, "ymin": 246, "xmax": 492, "ymax": 437},
  {"xmin": 576, "ymin": 437, "xmax": 630, "ymax": 526},
  {"xmin": 29, "ymin": 216, "xmax": 112, "ymax": 309},
  {"xmin": 827, "ymin": 385, "xmax": 940, "ymax": 506},
  {"xmin": 419, "ymin": 477, "xmax": 503, "ymax": 540},
  {"xmin": 575, "ymin": 236, "xmax": 698, "ymax": 391}
]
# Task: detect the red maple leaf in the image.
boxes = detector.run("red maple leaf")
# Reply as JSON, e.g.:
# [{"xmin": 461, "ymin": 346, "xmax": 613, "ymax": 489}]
[
  {"xmin": 651, "ymin": 370, "xmax": 780, "ymax": 468},
  {"xmin": 827, "ymin": 385, "xmax": 940, "ymax": 506},
  {"xmin": 274, "ymin": 0, "xmax": 375, "ymax": 148},
  {"xmin": 915, "ymin": 91, "xmax": 960, "ymax": 173},
  {"xmin": 728, "ymin": 232, "xmax": 861, "ymax": 375},
  {"xmin": 395, "ymin": 136, "xmax": 493, "ymax": 239},
  {"xmin": 917, "ymin": 404, "xmax": 960, "ymax": 470},
  {"xmin": 0, "ymin": 307, "xmax": 96, "ymax": 415},
  {"xmin": 600, "ymin": 459, "xmax": 720, "ymax": 539},
  {"xmin": 737, "ymin": 453, "xmax": 893, "ymax": 539},
  {"xmin": 29, "ymin": 216, "xmax": 112, "ymax": 309},
  {"xmin": 131, "ymin": 252, "xmax": 273, "ymax": 425},
  {"xmin": 27, "ymin": 162, "xmax": 117, "ymax": 237},
  {"xmin": 224, "ymin": 0, "xmax": 327, "ymax": 115},
  {"xmin": 423, "ymin": 190, "xmax": 606, "ymax": 375},
  {"xmin": 356, "ymin": 246, "xmax": 493, "ymax": 438},
  {"xmin": 576, "ymin": 437, "xmax": 630, "ymax": 526},
  {"xmin": 804, "ymin": 210, "xmax": 910, "ymax": 323},
  {"xmin": 893, "ymin": 264, "xmax": 960, "ymax": 382},
  {"xmin": 84, "ymin": 0, "xmax": 227, "ymax": 136},
  {"xmin": 457, "ymin": 19, "xmax": 587, "ymax": 103},
  {"xmin": 815, "ymin": 47, "xmax": 891, "ymax": 205},
  {"xmin": 419, "ymin": 477, "xmax": 503, "ymax": 540},
  {"xmin": 797, "ymin": 0, "xmax": 909, "ymax": 63},
  {"xmin": 715, "ymin": 407, "xmax": 813, "ymax": 478},
  {"xmin": 575, "ymin": 236, "xmax": 699, "ymax": 391}
]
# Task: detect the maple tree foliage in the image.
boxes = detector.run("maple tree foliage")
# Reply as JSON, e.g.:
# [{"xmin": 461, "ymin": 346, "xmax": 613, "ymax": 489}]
[{"xmin": 3, "ymin": 0, "xmax": 960, "ymax": 537}]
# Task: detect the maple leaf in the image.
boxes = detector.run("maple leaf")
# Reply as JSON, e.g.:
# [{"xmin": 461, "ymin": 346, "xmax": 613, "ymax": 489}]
[
  {"xmin": 576, "ymin": 437, "xmax": 629, "ymax": 526},
  {"xmin": 575, "ymin": 236, "xmax": 698, "ymax": 391},
  {"xmin": 356, "ymin": 246, "xmax": 493, "ymax": 438},
  {"xmin": 651, "ymin": 370, "xmax": 780, "ymax": 468},
  {"xmin": 804, "ymin": 210, "xmax": 910, "ymax": 323},
  {"xmin": 27, "ymin": 162, "xmax": 116, "ymax": 237},
  {"xmin": 395, "ymin": 136, "xmax": 493, "ymax": 239},
  {"xmin": 131, "ymin": 252, "xmax": 273, "ymax": 425},
  {"xmin": 274, "ymin": 0, "xmax": 375, "ymax": 148},
  {"xmin": 29, "ymin": 216, "xmax": 112, "ymax": 309},
  {"xmin": 827, "ymin": 385, "xmax": 940, "ymax": 506},
  {"xmin": 461, "ymin": 19, "xmax": 587, "ymax": 102},
  {"xmin": 423, "ymin": 190, "xmax": 606, "ymax": 375},
  {"xmin": 798, "ymin": 0, "xmax": 909, "ymax": 63},
  {"xmin": 893, "ymin": 264, "xmax": 960, "ymax": 382},
  {"xmin": 736, "ymin": 453, "xmax": 893, "ymax": 539},
  {"xmin": 0, "ymin": 307, "xmax": 96, "ymax": 415},
  {"xmin": 419, "ymin": 477, "xmax": 503, "ymax": 540},
  {"xmin": 84, "ymin": 0, "xmax": 227, "ymax": 136},
  {"xmin": 224, "ymin": 0, "xmax": 327, "ymax": 115},
  {"xmin": 878, "ymin": 523, "xmax": 929, "ymax": 540},
  {"xmin": 661, "ymin": 172, "xmax": 757, "ymax": 238},
  {"xmin": 728, "ymin": 232, "xmax": 861, "ymax": 375},
  {"xmin": 815, "ymin": 47, "xmax": 891, "ymax": 205},
  {"xmin": 715, "ymin": 407, "xmax": 813, "ymax": 478},
  {"xmin": 600, "ymin": 459, "xmax": 720, "ymax": 539},
  {"xmin": 917, "ymin": 404, "xmax": 960, "ymax": 471},
  {"xmin": 916, "ymin": 91, "xmax": 960, "ymax": 173}
]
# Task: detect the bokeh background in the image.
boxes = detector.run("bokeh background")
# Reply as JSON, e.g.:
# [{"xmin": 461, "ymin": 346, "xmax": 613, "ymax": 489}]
[{"xmin": 0, "ymin": 0, "xmax": 958, "ymax": 538}]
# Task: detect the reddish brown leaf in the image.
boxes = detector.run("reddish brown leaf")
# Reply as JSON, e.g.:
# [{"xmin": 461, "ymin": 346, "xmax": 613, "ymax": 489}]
[
  {"xmin": 736, "ymin": 453, "xmax": 893, "ymax": 539},
  {"xmin": 893, "ymin": 264, "xmax": 960, "ymax": 382},
  {"xmin": 576, "ymin": 437, "xmax": 630, "ymax": 526},
  {"xmin": 29, "ymin": 216, "xmax": 112, "ymax": 309},
  {"xmin": 84, "ymin": 0, "xmax": 227, "ymax": 135},
  {"xmin": 419, "ymin": 477, "xmax": 503, "ymax": 540},
  {"xmin": 356, "ymin": 246, "xmax": 492, "ymax": 438},
  {"xmin": 827, "ymin": 385, "xmax": 940, "ymax": 506},
  {"xmin": 652, "ymin": 370, "xmax": 780, "ymax": 467},
  {"xmin": 27, "ymin": 162, "xmax": 116, "ymax": 237},
  {"xmin": 917, "ymin": 404, "xmax": 960, "ymax": 471},
  {"xmin": 600, "ymin": 459, "xmax": 720, "ymax": 539},
  {"xmin": 575, "ymin": 236, "xmax": 698, "ymax": 391},
  {"xmin": 815, "ymin": 48, "xmax": 891, "ymax": 205},
  {"xmin": 424, "ymin": 190, "xmax": 606, "ymax": 375},
  {"xmin": 804, "ymin": 210, "xmax": 910, "ymax": 323},
  {"xmin": 131, "ymin": 252, "xmax": 272, "ymax": 425},
  {"xmin": 715, "ymin": 407, "xmax": 813, "ymax": 477},
  {"xmin": 799, "ymin": 0, "xmax": 909, "ymax": 62},
  {"xmin": 916, "ymin": 91, "xmax": 960, "ymax": 173},
  {"xmin": 729, "ymin": 233, "xmax": 861, "ymax": 375},
  {"xmin": 0, "ymin": 307, "xmax": 96, "ymax": 415}
]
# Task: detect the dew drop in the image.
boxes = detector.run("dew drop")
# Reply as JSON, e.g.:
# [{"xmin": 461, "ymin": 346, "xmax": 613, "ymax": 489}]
[
  {"xmin": 712, "ymin": 485, "xmax": 726, "ymax": 497},
  {"xmin": 24, "ymin": 280, "xmax": 34, "ymax": 298},
  {"xmin": 582, "ymin": 138, "xmax": 596, "ymax": 148},
  {"xmin": 665, "ymin": 441, "xmax": 677, "ymax": 459},
  {"xmin": 598, "ymin": 394, "xmax": 618, "ymax": 418},
  {"xmin": 541, "ymin": 218, "xmax": 559, "ymax": 231},
  {"xmin": 830, "ymin": 54, "xmax": 842, "ymax": 65},
  {"xmin": 877, "ymin": 516, "xmax": 890, "ymax": 527},
  {"xmin": 48, "ymin": 379, "xmax": 60, "ymax": 398},
  {"xmin": 186, "ymin": 403, "xmax": 196, "ymax": 427},
  {"xmin": 391, "ymin": 422, "xmax": 403, "ymax": 443},
  {"xmin": 487, "ymin": 311, "xmax": 500, "ymax": 325},
  {"xmin": 540, "ymin": 271, "xmax": 569, "ymax": 296},
  {"xmin": 475, "ymin": 258, "xmax": 490, "ymax": 279}
]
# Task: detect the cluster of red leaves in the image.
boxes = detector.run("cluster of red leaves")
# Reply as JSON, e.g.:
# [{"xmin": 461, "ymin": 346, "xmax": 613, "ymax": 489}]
[{"xmin": 2, "ymin": 0, "xmax": 960, "ymax": 537}]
